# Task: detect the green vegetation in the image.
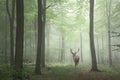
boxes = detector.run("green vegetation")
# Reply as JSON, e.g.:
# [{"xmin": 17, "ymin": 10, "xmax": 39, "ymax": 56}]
[
  {"xmin": 0, "ymin": 0, "xmax": 120, "ymax": 80},
  {"xmin": 100, "ymin": 65, "xmax": 120, "ymax": 73},
  {"xmin": 1, "ymin": 64, "xmax": 120, "ymax": 80},
  {"xmin": 31, "ymin": 64, "xmax": 84, "ymax": 80}
]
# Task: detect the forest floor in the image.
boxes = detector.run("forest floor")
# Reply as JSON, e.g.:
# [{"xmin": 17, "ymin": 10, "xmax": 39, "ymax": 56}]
[
  {"xmin": 1, "ymin": 64, "xmax": 120, "ymax": 80},
  {"xmin": 30, "ymin": 64, "xmax": 120, "ymax": 80},
  {"xmin": 74, "ymin": 67, "xmax": 120, "ymax": 80}
]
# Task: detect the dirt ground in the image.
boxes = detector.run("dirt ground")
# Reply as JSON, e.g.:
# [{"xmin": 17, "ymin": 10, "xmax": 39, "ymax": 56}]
[
  {"xmin": 70, "ymin": 68, "xmax": 120, "ymax": 80},
  {"xmin": 30, "ymin": 65, "xmax": 120, "ymax": 80}
]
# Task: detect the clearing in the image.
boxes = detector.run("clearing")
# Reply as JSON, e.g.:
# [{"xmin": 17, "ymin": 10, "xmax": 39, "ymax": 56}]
[{"xmin": 30, "ymin": 64, "xmax": 120, "ymax": 80}]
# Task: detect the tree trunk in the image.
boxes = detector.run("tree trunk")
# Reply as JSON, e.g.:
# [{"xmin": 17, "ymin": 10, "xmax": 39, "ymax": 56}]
[
  {"xmin": 6, "ymin": 0, "xmax": 15, "ymax": 66},
  {"xmin": 41, "ymin": 32, "xmax": 45, "ymax": 67},
  {"xmin": 80, "ymin": 33, "xmax": 83, "ymax": 63},
  {"xmin": 35, "ymin": 0, "xmax": 43, "ymax": 75},
  {"xmin": 4, "ymin": 25, "xmax": 8, "ymax": 63},
  {"xmin": 14, "ymin": 0, "xmax": 24, "ymax": 79},
  {"xmin": 96, "ymin": 36, "xmax": 100, "ymax": 64},
  {"xmin": 41, "ymin": 0, "xmax": 46, "ymax": 68},
  {"xmin": 59, "ymin": 35, "xmax": 61, "ymax": 63},
  {"xmin": 1, "ymin": 34, "xmax": 4, "ymax": 63},
  {"xmin": 4, "ymin": 12, "xmax": 8, "ymax": 64},
  {"xmin": 101, "ymin": 35, "xmax": 104, "ymax": 64},
  {"xmin": 61, "ymin": 32, "xmax": 65, "ymax": 63},
  {"xmin": 106, "ymin": 0, "xmax": 112, "ymax": 66},
  {"xmin": 46, "ymin": 24, "xmax": 50, "ymax": 63},
  {"xmin": 24, "ymin": 36, "xmax": 27, "ymax": 62},
  {"xmin": 34, "ymin": 15, "xmax": 38, "ymax": 62},
  {"xmin": 89, "ymin": 0, "xmax": 98, "ymax": 71}
]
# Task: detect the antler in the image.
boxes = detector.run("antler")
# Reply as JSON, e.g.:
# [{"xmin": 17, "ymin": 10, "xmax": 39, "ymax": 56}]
[
  {"xmin": 70, "ymin": 48, "xmax": 74, "ymax": 54},
  {"xmin": 70, "ymin": 48, "xmax": 79, "ymax": 54},
  {"xmin": 75, "ymin": 48, "xmax": 79, "ymax": 54}
]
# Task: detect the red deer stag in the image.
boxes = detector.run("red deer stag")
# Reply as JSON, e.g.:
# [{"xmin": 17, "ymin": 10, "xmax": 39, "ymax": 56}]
[{"xmin": 70, "ymin": 49, "xmax": 79, "ymax": 67}]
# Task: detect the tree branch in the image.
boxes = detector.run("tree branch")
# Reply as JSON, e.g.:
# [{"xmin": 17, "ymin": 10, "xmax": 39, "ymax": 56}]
[{"xmin": 46, "ymin": 3, "xmax": 56, "ymax": 9}]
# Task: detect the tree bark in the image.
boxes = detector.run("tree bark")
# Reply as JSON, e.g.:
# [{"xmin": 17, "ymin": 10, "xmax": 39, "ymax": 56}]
[
  {"xmin": 96, "ymin": 36, "xmax": 100, "ymax": 63},
  {"xmin": 6, "ymin": 0, "xmax": 15, "ymax": 66},
  {"xmin": 34, "ymin": 15, "xmax": 38, "ymax": 62},
  {"xmin": 46, "ymin": 24, "xmax": 50, "ymax": 63},
  {"xmin": 35, "ymin": 0, "xmax": 43, "ymax": 75},
  {"xmin": 59, "ymin": 35, "xmax": 61, "ymax": 63},
  {"xmin": 89, "ymin": 0, "xmax": 98, "ymax": 71},
  {"xmin": 41, "ymin": 0, "xmax": 46, "ymax": 68},
  {"xmin": 14, "ymin": 0, "xmax": 24, "ymax": 79},
  {"xmin": 4, "ymin": 24, "xmax": 8, "ymax": 63},
  {"xmin": 106, "ymin": 0, "xmax": 112, "ymax": 66},
  {"xmin": 101, "ymin": 35, "xmax": 104, "ymax": 64},
  {"xmin": 80, "ymin": 33, "xmax": 83, "ymax": 63},
  {"xmin": 41, "ymin": 35, "xmax": 45, "ymax": 67},
  {"xmin": 61, "ymin": 32, "xmax": 65, "ymax": 63}
]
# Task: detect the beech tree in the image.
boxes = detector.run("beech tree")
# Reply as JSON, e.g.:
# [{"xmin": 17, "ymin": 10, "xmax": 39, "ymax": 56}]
[
  {"xmin": 14, "ymin": 0, "xmax": 24, "ymax": 80},
  {"xmin": 89, "ymin": 0, "xmax": 99, "ymax": 71}
]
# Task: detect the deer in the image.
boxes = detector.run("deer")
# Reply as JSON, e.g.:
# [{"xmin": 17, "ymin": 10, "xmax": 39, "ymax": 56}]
[{"xmin": 70, "ymin": 48, "xmax": 79, "ymax": 67}]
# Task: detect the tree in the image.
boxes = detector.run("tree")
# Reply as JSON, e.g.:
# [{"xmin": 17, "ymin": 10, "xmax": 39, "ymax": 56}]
[
  {"xmin": 6, "ymin": 0, "xmax": 15, "ymax": 66},
  {"xmin": 46, "ymin": 23, "xmax": 50, "ymax": 63},
  {"xmin": 14, "ymin": 0, "xmax": 24, "ymax": 79},
  {"xmin": 101, "ymin": 35, "xmax": 104, "ymax": 64},
  {"xmin": 41, "ymin": 0, "xmax": 46, "ymax": 68},
  {"xmin": 60, "ymin": 31, "xmax": 65, "ymax": 63},
  {"xmin": 96, "ymin": 36, "xmax": 100, "ymax": 63},
  {"xmin": 4, "ymin": 14, "xmax": 8, "ymax": 63},
  {"xmin": 105, "ymin": 0, "xmax": 112, "ymax": 66},
  {"xmin": 35, "ymin": 0, "xmax": 43, "ymax": 75},
  {"xmin": 80, "ymin": 33, "xmax": 83, "ymax": 63},
  {"xmin": 89, "ymin": 0, "xmax": 98, "ymax": 71}
]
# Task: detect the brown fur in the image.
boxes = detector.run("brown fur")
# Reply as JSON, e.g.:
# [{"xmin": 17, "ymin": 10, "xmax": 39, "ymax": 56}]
[
  {"xmin": 70, "ymin": 49, "xmax": 80, "ymax": 67},
  {"xmin": 73, "ymin": 55, "xmax": 79, "ymax": 66}
]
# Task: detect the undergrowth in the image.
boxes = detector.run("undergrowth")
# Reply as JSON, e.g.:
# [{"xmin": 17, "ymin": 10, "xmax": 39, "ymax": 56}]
[
  {"xmin": 99, "ymin": 65, "xmax": 120, "ymax": 73},
  {"xmin": 31, "ymin": 64, "xmax": 84, "ymax": 80},
  {"xmin": 1, "ymin": 63, "xmax": 120, "ymax": 80}
]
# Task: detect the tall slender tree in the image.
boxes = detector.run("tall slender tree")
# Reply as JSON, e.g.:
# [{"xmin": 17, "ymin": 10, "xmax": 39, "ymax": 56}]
[
  {"xmin": 6, "ymin": 0, "xmax": 15, "ymax": 66},
  {"xmin": 89, "ymin": 0, "xmax": 98, "ymax": 71},
  {"xmin": 41, "ymin": 0, "xmax": 46, "ymax": 68},
  {"xmin": 101, "ymin": 35, "xmax": 104, "ymax": 64},
  {"xmin": 96, "ymin": 36, "xmax": 100, "ymax": 63},
  {"xmin": 80, "ymin": 33, "xmax": 83, "ymax": 63},
  {"xmin": 106, "ymin": 0, "xmax": 112, "ymax": 66},
  {"xmin": 35, "ymin": 0, "xmax": 43, "ymax": 75},
  {"xmin": 14, "ymin": 0, "xmax": 24, "ymax": 79},
  {"xmin": 4, "ymin": 14, "xmax": 8, "ymax": 63},
  {"xmin": 61, "ymin": 32, "xmax": 65, "ymax": 63},
  {"xmin": 46, "ymin": 24, "xmax": 50, "ymax": 63}
]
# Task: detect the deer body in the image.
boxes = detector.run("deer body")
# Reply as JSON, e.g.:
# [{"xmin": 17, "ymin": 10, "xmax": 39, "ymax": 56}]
[
  {"xmin": 70, "ymin": 49, "xmax": 80, "ymax": 67},
  {"xmin": 73, "ymin": 55, "xmax": 79, "ymax": 66}
]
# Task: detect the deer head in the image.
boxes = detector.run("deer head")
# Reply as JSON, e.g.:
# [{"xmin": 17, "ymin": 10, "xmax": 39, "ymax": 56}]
[{"xmin": 70, "ymin": 48, "xmax": 79, "ymax": 67}]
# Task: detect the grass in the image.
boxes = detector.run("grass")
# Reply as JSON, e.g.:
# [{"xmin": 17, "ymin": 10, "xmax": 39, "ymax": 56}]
[
  {"xmin": 30, "ymin": 64, "xmax": 120, "ymax": 80},
  {"xmin": 99, "ymin": 65, "xmax": 120, "ymax": 73},
  {"xmin": 1, "ymin": 63, "xmax": 120, "ymax": 80},
  {"xmin": 31, "ymin": 64, "xmax": 84, "ymax": 80}
]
